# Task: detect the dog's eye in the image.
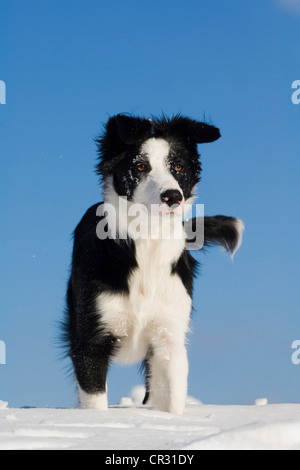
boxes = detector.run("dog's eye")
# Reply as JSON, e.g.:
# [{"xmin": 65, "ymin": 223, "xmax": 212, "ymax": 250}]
[
  {"xmin": 173, "ymin": 163, "xmax": 184, "ymax": 173},
  {"xmin": 136, "ymin": 163, "xmax": 148, "ymax": 173}
]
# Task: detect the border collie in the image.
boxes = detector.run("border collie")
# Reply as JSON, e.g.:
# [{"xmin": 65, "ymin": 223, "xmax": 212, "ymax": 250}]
[{"xmin": 64, "ymin": 114, "xmax": 244, "ymax": 415}]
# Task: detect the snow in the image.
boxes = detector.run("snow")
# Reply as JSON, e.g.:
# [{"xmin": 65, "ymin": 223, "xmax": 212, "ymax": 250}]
[
  {"xmin": 254, "ymin": 398, "xmax": 268, "ymax": 406},
  {"xmin": 0, "ymin": 392, "xmax": 300, "ymax": 450}
]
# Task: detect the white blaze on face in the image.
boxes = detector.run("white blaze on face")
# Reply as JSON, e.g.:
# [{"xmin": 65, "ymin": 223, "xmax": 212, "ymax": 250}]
[{"xmin": 133, "ymin": 138, "xmax": 183, "ymax": 210}]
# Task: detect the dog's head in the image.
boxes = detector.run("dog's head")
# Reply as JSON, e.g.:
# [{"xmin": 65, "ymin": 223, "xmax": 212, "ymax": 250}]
[{"xmin": 96, "ymin": 114, "xmax": 220, "ymax": 215}]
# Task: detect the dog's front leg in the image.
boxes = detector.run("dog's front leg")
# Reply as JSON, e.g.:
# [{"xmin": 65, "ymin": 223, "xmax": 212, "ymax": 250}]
[
  {"xmin": 149, "ymin": 329, "xmax": 188, "ymax": 415},
  {"xmin": 71, "ymin": 343, "xmax": 110, "ymax": 410}
]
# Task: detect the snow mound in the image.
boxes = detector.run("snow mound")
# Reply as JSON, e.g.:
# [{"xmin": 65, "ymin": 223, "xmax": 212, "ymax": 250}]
[
  {"xmin": 255, "ymin": 398, "xmax": 268, "ymax": 406},
  {"xmin": 130, "ymin": 385, "xmax": 146, "ymax": 405}
]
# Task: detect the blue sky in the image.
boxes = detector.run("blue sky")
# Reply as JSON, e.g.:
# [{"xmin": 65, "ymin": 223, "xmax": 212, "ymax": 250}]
[{"xmin": 0, "ymin": 0, "xmax": 300, "ymax": 408}]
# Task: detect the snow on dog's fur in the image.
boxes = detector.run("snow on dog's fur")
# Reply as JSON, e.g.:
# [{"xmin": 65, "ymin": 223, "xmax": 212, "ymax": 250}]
[{"xmin": 63, "ymin": 114, "xmax": 244, "ymax": 414}]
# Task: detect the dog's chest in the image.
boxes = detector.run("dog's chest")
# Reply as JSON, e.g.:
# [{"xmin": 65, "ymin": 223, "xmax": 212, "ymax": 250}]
[{"xmin": 97, "ymin": 237, "xmax": 192, "ymax": 363}]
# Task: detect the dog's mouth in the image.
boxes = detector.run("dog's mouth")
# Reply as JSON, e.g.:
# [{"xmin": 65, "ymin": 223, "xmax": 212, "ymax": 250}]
[
  {"xmin": 159, "ymin": 203, "xmax": 182, "ymax": 215},
  {"xmin": 158, "ymin": 202, "xmax": 184, "ymax": 217}
]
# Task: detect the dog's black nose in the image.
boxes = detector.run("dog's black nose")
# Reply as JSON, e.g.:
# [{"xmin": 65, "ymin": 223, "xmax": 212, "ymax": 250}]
[{"xmin": 161, "ymin": 189, "xmax": 183, "ymax": 207}]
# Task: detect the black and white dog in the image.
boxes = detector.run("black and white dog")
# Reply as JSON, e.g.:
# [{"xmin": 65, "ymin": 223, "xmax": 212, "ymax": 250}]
[{"xmin": 64, "ymin": 114, "xmax": 244, "ymax": 414}]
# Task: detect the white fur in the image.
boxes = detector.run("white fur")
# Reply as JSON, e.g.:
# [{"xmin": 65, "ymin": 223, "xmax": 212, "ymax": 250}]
[
  {"xmin": 97, "ymin": 236, "xmax": 192, "ymax": 414},
  {"xmin": 231, "ymin": 218, "xmax": 245, "ymax": 260},
  {"xmin": 78, "ymin": 385, "xmax": 108, "ymax": 410},
  {"xmin": 133, "ymin": 138, "xmax": 183, "ymax": 211}
]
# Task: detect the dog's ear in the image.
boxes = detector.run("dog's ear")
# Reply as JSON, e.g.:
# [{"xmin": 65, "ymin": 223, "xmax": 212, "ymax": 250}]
[
  {"xmin": 109, "ymin": 114, "xmax": 153, "ymax": 145},
  {"xmin": 95, "ymin": 114, "xmax": 153, "ymax": 176},
  {"xmin": 175, "ymin": 116, "xmax": 221, "ymax": 144},
  {"xmin": 153, "ymin": 115, "xmax": 221, "ymax": 145},
  {"xmin": 98, "ymin": 114, "xmax": 152, "ymax": 152},
  {"xmin": 188, "ymin": 119, "xmax": 221, "ymax": 144}
]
